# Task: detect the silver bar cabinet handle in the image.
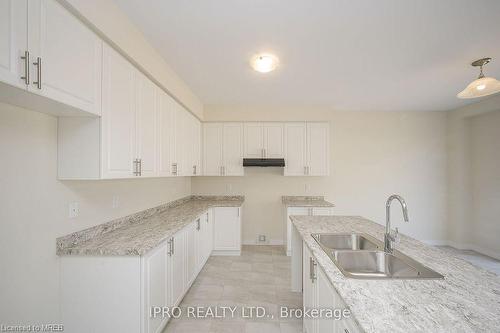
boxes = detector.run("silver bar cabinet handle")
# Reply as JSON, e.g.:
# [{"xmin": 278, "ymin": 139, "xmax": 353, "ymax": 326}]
[
  {"xmin": 138, "ymin": 158, "xmax": 142, "ymax": 176},
  {"xmin": 193, "ymin": 165, "xmax": 196, "ymax": 175},
  {"xmin": 20, "ymin": 51, "xmax": 30, "ymax": 85},
  {"xmin": 33, "ymin": 57, "xmax": 42, "ymax": 89},
  {"xmin": 171, "ymin": 237, "xmax": 174, "ymax": 255},
  {"xmin": 167, "ymin": 239, "xmax": 172, "ymax": 256},
  {"xmin": 196, "ymin": 218, "xmax": 200, "ymax": 231}
]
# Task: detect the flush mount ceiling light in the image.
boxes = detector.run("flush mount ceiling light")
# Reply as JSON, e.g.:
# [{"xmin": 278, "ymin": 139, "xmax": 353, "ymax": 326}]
[
  {"xmin": 457, "ymin": 57, "xmax": 500, "ymax": 99},
  {"xmin": 251, "ymin": 53, "xmax": 279, "ymax": 73}
]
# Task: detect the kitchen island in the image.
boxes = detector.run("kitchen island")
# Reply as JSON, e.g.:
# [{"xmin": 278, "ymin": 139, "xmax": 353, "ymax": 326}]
[{"xmin": 290, "ymin": 215, "xmax": 500, "ymax": 333}]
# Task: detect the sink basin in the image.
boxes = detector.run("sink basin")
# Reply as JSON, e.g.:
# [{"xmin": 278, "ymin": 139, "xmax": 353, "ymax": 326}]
[
  {"xmin": 312, "ymin": 233, "xmax": 380, "ymax": 251},
  {"xmin": 311, "ymin": 233, "xmax": 443, "ymax": 279},
  {"xmin": 333, "ymin": 251, "xmax": 443, "ymax": 279}
]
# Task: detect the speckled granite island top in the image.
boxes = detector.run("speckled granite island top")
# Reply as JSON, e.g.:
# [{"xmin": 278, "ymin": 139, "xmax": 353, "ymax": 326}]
[
  {"xmin": 282, "ymin": 195, "xmax": 334, "ymax": 207},
  {"xmin": 57, "ymin": 196, "xmax": 244, "ymax": 256},
  {"xmin": 290, "ymin": 215, "xmax": 500, "ymax": 333}
]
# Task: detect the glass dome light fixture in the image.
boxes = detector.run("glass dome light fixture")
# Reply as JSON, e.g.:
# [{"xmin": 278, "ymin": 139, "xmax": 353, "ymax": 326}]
[
  {"xmin": 457, "ymin": 57, "xmax": 500, "ymax": 99},
  {"xmin": 251, "ymin": 53, "xmax": 279, "ymax": 73}
]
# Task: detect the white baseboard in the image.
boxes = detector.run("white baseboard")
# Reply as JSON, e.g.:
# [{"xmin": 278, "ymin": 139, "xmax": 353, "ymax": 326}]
[
  {"xmin": 243, "ymin": 239, "xmax": 284, "ymax": 246},
  {"xmin": 212, "ymin": 250, "xmax": 241, "ymax": 256}
]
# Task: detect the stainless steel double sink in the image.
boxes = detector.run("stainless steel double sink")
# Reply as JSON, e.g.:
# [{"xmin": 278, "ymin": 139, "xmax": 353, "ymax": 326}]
[{"xmin": 312, "ymin": 233, "xmax": 443, "ymax": 279}]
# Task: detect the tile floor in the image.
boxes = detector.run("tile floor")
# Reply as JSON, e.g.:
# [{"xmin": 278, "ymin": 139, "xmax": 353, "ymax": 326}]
[
  {"xmin": 437, "ymin": 246, "xmax": 500, "ymax": 275},
  {"xmin": 163, "ymin": 245, "xmax": 303, "ymax": 333}
]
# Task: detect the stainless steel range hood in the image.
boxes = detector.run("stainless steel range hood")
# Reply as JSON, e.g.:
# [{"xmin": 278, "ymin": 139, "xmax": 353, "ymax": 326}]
[{"xmin": 243, "ymin": 158, "xmax": 285, "ymax": 167}]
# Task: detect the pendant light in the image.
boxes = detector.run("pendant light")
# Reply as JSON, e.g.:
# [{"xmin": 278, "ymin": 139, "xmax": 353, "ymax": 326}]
[{"xmin": 457, "ymin": 57, "xmax": 500, "ymax": 99}]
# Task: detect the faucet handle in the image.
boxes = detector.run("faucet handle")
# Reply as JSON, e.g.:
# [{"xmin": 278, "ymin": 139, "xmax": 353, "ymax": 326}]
[{"xmin": 392, "ymin": 227, "xmax": 400, "ymax": 245}]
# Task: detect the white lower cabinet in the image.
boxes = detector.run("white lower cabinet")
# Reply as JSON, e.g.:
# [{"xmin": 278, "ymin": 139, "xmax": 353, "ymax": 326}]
[
  {"xmin": 143, "ymin": 243, "xmax": 169, "ymax": 333},
  {"xmin": 285, "ymin": 206, "xmax": 333, "ymax": 256},
  {"xmin": 195, "ymin": 210, "xmax": 214, "ymax": 271},
  {"xmin": 213, "ymin": 207, "xmax": 241, "ymax": 255},
  {"xmin": 303, "ymin": 244, "xmax": 361, "ymax": 333},
  {"xmin": 60, "ymin": 207, "xmax": 236, "ymax": 333},
  {"xmin": 185, "ymin": 222, "xmax": 197, "ymax": 288},
  {"xmin": 169, "ymin": 229, "xmax": 186, "ymax": 307}
]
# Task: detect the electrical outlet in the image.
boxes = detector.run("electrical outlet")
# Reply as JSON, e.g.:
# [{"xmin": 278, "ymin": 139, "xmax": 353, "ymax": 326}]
[
  {"xmin": 226, "ymin": 184, "xmax": 232, "ymax": 192},
  {"xmin": 304, "ymin": 183, "xmax": 310, "ymax": 192},
  {"xmin": 258, "ymin": 235, "xmax": 266, "ymax": 243},
  {"xmin": 68, "ymin": 202, "xmax": 79, "ymax": 218},
  {"xmin": 112, "ymin": 195, "xmax": 120, "ymax": 209}
]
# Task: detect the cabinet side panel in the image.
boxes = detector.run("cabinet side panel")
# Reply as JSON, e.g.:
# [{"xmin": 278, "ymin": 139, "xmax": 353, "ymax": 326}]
[
  {"xmin": 60, "ymin": 256, "xmax": 141, "ymax": 333},
  {"xmin": 57, "ymin": 116, "xmax": 100, "ymax": 179}
]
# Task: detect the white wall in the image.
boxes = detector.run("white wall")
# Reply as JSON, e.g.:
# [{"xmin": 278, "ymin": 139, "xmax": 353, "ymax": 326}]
[
  {"xmin": 447, "ymin": 94, "xmax": 500, "ymax": 259},
  {"xmin": 193, "ymin": 106, "xmax": 448, "ymax": 245},
  {"xmin": 60, "ymin": 0, "xmax": 204, "ymax": 119},
  {"xmin": 0, "ymin": 103, "xmax": 191, "ymax": 324},
  {"xmin": 470, "ymin": 110, "xmax": 500, "ymax": 258}
]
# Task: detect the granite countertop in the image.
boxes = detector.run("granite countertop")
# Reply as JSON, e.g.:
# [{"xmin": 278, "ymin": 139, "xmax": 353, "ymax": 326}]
[
  {"xmin": 282, "ymin": 195, "xmax": 334, "ymax": 207},
  {"xmin": 57, "ymin": 196, "xmax": 244, "ymax": 256},
  {"xmin": 290, "ymin": 215, "xmax": 500, "ymax": 333}
]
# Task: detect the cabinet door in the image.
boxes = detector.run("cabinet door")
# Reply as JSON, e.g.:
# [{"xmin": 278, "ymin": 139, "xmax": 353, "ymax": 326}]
[
  {"xmin": 0, "ymin": 0, "xmax": 27, "ymax": 88},
  {"xmin": 307, "ymin": 122, "xmax": 329, "ymax": 176},
  {"xmin": 287, "ymin": 207, "xmax": 310, "ymax": 256},
  {"xmin": 263, "ymin": 122, "xmax": 284, "ymax": 158},
  {"xmin": 303, "ymin": 244, "xmax": 317, "ymax": 333},
  {"xmin": 203, "ymin": 123, "xmax": 223, "ymax": 176},
  {"xmin": 213, "ymin": 207, "xmax": 241, "ymax": 251},
  {"xmin": 169, "ymin": 231, "xmax": 186, "ymax": 307},
  {"xmin": 101, "ymin": 44, "xmax": 136, "ymax": 179},
  {"xmin": 28, "ymin": 0, "xmax": 102, "ymax": 115},
  {"xmin": 193, "ymin": 118, "xmax": 201, "ymax": 176},
  {"xmin": 244, "ymin": 122, "xmax": 264, "ymax": 158},
  {"xmin": 144, "ymin": 244, "xmax": 168, "ymax": 333},
  {"xmin": 316, "ymin": 268, "xmax": 335, "ymax": 333},
  {"xmin": 173, "ymin": 105, "xmax": 187, "ymax": 176},
  {"xmin": 185, "ymin": 223, "xmax": 197, "ymax": 287},
  {"xmin": 284, "ymin": 122, "xmax": 307, "ymax": 176},
  {"xmin": 157, "ymin": 89, "xmax": 174, "ymax": 177},
  {"xmin": 223, "ymin": 122, "xmax": 244, "ymax": 176},
  {"xmin": 312, "ymin": 207, "xmax": 333, "ymax": 216},
  {"xmin": 135, "ymin": 72, "xmax": 157, "ymax": 177},
  {"xmin": 205, "ymin": 210, "xmax": 213, "ymax": 261},
  {"xmin": 186, "ymin": 112, "xmax": 200, "ymax": 176},
  {"xmin": 194, "ymin": 216, "xmax": 204, "ymax": 272}
]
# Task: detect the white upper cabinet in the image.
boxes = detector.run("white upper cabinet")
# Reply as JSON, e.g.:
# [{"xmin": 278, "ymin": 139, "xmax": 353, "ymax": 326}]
[
  {"xmin": 307, "ymin": 122, "xmax": 329, "ymax": 176},
  {"xmin": 244, "ymin": 123, "xmax": 264, "ymax": 158},
  {"xmin": 27, "ymin": 0, "xmax": 102, "ymax": 115},
  {"xmin": 263, "ymin": 123, "xmax": 284, "ymax": 157},
  {"xmin": 0, "ymin": 0, "xmax": 27, "ymax": 89},
  {"xmin": 284, "ymin": 122, "xmax": 307, "ymax": 176},
  {"xmin": 101, "ymin": 44, "xmax": 136, "ymax": 179},
  {"xmin": 244, "ymin": 122, "xmax": 284, "ymax": 158},
  {"xmin": 284, "ymin": 122, "xmax": 329, "ymax": 176},
  {"xmin": 0, "ymin": 0, "xmax": 102, "ymax": 116},
  {"xmin": 157, "ymin": 89, "xmax": 175, "ymax": 177},
  {"xmin": 203, "ymin": 123, "xmax": 223, "ymax": 176},
  {"xmin": 173, "ymin": 104, "xmax": 187, "ymax": 176},
  {"xmin": 203, "ymin": 122, "xmax": 243, "ymax": 176},
  {"xmin": 223, "ymin": 123, "xmax": 244, "ymax": 176},
  {"xmin": 135, "ymin": 71, "xmax": 158, "ymax": 177},
  {"xmin": 192, "ymin": 116, "xmax": 202, "ymax": 176}
]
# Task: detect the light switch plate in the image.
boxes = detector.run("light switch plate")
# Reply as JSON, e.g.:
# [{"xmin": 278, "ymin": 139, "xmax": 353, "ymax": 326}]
[
  {"xmin": 112, "ymin": 195, "xmax": 119, "ymax": 209},
  {"xmin": 68, "ymin": 202, "xmax": 79, "ymax": 218}
]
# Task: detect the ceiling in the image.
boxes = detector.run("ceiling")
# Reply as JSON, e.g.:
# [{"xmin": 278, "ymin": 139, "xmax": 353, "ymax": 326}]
[{"xmin": 114, "ymin": 0, "xmax": 500, "ymax": 111}]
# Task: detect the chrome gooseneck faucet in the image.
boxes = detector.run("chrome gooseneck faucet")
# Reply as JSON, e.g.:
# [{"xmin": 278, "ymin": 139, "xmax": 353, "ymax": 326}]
[{"xmin": 384, "ymin": 194, "xmax": 409, "ymax": 253}]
